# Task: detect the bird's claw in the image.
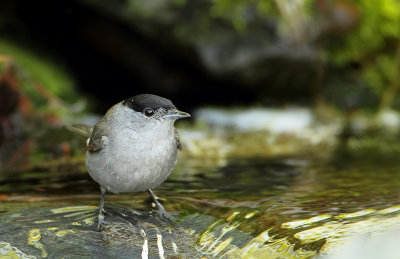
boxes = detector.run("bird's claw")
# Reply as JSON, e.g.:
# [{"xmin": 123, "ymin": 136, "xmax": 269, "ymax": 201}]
[
  {"xmin": 97, "ymin": 214, "xmax": 104, "ymax": 231},
  {"xmin": 157, "ymin": 207, "xmax": 174, "ymax": 223}
]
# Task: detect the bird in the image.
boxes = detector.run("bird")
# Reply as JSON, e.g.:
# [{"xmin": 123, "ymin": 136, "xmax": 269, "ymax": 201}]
[{"xmin": 85, "ymin": 94, "xmax": 190, "ymax": 229}]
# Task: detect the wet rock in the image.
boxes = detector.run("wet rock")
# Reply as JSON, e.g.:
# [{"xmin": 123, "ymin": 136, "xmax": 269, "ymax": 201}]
[{"xmin": 0, "ymin": 205, "xmax": 203, "ymax": 258}]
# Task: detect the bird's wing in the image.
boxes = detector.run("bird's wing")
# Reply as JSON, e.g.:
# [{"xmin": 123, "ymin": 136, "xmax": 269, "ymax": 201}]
[
  {"xmin": 87, "ymin": 118, "xmax": 109, "ymax": 153},
  {"xmin": 175, "ymin": 129, "xmax": 182, "ymax": 151}
]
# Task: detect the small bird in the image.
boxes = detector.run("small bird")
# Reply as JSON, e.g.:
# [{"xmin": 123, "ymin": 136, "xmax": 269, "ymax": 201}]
[{"xmin": 85, "ymin": 94, "xmax": 190, "ymax": 229}]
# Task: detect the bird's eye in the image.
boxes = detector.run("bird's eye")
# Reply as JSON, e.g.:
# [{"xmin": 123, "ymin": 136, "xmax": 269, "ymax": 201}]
[{"xmin": 144, "ymin": 108, "xmax": 155, "ymax": 117}]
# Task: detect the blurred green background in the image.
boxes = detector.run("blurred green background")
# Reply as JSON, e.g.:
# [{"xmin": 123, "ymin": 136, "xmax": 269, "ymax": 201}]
[
  {"xmin": 1, "ymin": 0, "xmax": 400, "ymax": 169},
  {"xmin": 1, "ymin": 0, "xmax": 399, "ymax": 111}
]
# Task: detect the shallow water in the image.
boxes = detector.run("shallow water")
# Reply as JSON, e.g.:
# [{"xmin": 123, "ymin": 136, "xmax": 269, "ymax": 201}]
[{"xmin": 1, "ymin": 142, "xmax": 400, "ymax": 258}]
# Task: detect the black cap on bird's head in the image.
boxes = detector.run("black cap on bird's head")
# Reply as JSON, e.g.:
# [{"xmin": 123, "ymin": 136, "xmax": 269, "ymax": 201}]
[
  {"xmin": 122, "ymin": 94, "xmax": 175, "ymax": 112},
  {"xmin": 122, "ymin": 94, "xmax": 190, "ymax": 119}
]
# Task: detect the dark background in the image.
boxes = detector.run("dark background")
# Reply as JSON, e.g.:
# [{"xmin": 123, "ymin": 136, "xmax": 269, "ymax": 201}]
[{"xmin": 0, "ymin": 0, "xmax": 397, "ymax": 113}]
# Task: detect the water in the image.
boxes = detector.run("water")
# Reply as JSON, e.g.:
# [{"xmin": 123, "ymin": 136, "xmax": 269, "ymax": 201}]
[{"xmin": 1, "ymin": 140, "xmax": 400, "ymax": 258}]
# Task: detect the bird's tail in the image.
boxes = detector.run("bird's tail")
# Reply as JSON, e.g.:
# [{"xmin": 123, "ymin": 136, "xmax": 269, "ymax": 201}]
[{"xmin": 64, "ymin": 124, "xmax": 93, "ymax": 139}]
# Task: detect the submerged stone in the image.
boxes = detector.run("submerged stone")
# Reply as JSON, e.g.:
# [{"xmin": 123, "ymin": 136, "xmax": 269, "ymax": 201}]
[{"xmin": 0, "ymin": 205, "xmax": 204, "ymax": 258}]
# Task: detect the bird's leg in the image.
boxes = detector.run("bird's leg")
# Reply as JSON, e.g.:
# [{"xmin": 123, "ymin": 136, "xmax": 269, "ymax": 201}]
[
  {"xmin": 148, "ymin": 189, "xmax": 168, "ymax": 219},
  {"xmin": 97, "ymin": 186, "xmax": 106, "ymax": 230}
]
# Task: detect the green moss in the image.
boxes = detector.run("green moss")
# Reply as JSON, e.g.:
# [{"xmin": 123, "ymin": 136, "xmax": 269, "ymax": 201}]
[{"xmin": 0, "ymin": 39, "xmax": 85, "ymax": 117}]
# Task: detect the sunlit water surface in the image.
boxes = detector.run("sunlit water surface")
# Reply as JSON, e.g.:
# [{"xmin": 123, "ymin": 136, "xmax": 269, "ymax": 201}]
[{"xmin": 1, "ymin": 146, "xmax": 400, "ymax": 258}]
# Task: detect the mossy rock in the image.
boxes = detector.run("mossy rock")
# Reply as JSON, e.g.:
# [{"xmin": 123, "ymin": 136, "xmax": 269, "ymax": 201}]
[{"xmin": 0, "ymin": 205, "xmax": 208, "ymax": 258}]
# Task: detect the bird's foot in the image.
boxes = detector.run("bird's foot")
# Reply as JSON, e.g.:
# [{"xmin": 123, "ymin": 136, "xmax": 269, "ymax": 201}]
[
  {"xmin": 97, "ymin": 217, "xmax": 111, "ymax": 231},
  {"xmin": 97, "ymin": 186, "xmax": 107, "ymax": 231},
  {"xmin": 148, "ymin": 189, "xmax": 174, "ymax": 223},
  {"xmin": 97, "ymin": 207, "xmax": 110, "ymax": 230},
  {"xmin": 97, "ymin": 213, "xmax": 104, "ymax": 231},
  {"xmin": 156, "ymin": 206, "xmax": 174, "ymax": 222}
]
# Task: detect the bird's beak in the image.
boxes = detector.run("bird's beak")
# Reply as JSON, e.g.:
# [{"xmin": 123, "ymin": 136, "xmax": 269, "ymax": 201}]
[{"xmin": 165, "ymin": 109, "xmax": 191, "ymax": 119}]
